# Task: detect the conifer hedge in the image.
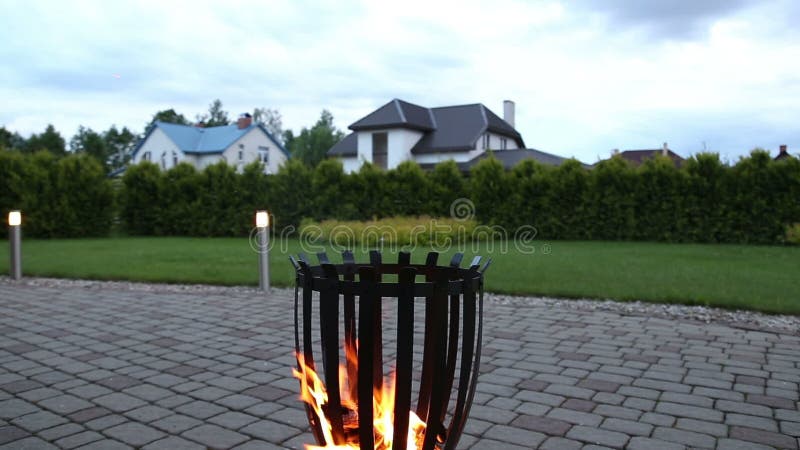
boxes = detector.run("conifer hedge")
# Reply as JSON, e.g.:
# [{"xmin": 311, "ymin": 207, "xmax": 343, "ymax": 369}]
[
  {"xmin": 0, "ymin": 151, "xmax": 114, "ymax": 237},
  {"xmin": 3, "ymin": 148, "xmax": 798, "ymax": 244}
]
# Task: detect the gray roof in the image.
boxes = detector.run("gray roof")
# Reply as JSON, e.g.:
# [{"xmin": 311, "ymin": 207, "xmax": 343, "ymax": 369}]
[
  {"xmin": 331, "ymin": 99, "xmax": 525, "ymax": 156},
  {"xmin": 350, "ymin": 99, "xmax": 434, "ymax": 131},
  {"xmin": 327, "ymin": 132, "xmax": 358, "ymax": 156},
  {"xmin": 420, "ymin": 148, "xmax": 589, "ymax": 172}
]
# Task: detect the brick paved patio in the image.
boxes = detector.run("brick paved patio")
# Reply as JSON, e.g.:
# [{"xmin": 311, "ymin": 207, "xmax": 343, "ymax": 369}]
[{"xmin": 1, "ymin": 281, "xmax": 798, "ymax": 449}]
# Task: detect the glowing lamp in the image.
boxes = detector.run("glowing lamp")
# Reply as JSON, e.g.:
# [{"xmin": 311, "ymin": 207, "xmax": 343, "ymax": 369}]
[
  {"xmin": 8, "ymin": 211, "xmax": 21, "ymax": 227},
  {"xmin": 256, "ymin": 211, "xmax": 269, "ymax": 228}
]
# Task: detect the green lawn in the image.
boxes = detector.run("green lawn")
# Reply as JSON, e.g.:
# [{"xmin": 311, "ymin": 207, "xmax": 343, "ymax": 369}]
[{"xmin": 0, "ymin": 237, "xmax": 798, "ymax": 315}]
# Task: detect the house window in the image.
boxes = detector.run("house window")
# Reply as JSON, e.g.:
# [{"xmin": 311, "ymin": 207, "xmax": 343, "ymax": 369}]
[
  {"xmin": 142, "ymin": 151, "xmax": 151, "ymax": 162},
  {"xmin": 258, "ymin": 146, "xmax": 269, "ymax": 165},
  {"xmin": 238, "ymin": 150, "xmax": 244, "ymax": 161},
  {"xmin": 160, "ymin": 152, "xmax": 167, "ymax": 169},
  {"xmin": 482, "ymin": 133, "xmax": 490, "ymax": 150},
  {"xmin": 172, "ymin": 151, "xmax": 178, "ymax": 166},
  {"xmin": 501, "ymin": 137, "xmax": 508, "ymax": 150},
  {"xmin": 372, "ymin": 132, "xmax": 388, "ymax": 169}
]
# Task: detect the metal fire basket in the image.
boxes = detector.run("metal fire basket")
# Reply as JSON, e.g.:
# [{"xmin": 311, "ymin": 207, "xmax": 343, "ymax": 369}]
[{"xmin": 290, "ymin": 250, "xmax": 489, "ymax": 450}]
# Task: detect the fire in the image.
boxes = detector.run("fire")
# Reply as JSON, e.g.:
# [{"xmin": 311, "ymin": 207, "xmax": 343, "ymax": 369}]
[{"xmin": 293, "ymin": 342, "xmax": 426, "ymax": 449}]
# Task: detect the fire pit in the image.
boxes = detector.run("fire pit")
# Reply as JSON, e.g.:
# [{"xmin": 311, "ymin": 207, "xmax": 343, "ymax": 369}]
[{"xmin": 289, "ymin": 250, "xmax": 489, "ymax": 450}]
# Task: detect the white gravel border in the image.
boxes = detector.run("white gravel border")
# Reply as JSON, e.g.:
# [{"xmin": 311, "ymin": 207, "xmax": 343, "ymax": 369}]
[{"xmin": 2, "ymin": 276, "xmax": 798, "ymax": 336}]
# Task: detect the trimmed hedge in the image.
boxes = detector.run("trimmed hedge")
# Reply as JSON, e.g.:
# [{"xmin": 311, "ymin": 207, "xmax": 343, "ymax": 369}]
[
  {"xmin": 0, "ymin": 151, "xmax": 114, "ymax": 237},
  {"xmin": 8, "ymin": 148, "xmax": 795, "ymax": 244}
]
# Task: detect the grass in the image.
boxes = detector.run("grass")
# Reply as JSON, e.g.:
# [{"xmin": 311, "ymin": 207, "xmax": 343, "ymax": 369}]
[{"xmin": 0, "ymin": 237, "xmax": 798, "ymax": 315}]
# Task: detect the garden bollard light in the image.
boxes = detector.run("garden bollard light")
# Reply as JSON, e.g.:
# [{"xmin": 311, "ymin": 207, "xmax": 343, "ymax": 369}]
[
  {"xmin": 8, "ymin": 211, "xmax": 21, "ymax": 280},
  {"xmin": 256, "ymin": 211, "xmax": 270, "ymax": 292}
]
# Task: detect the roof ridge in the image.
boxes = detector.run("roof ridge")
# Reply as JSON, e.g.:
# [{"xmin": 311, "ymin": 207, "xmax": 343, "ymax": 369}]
[{"xmin": 393, "ymin": 99, "xmax": 407, "ymax": 123}]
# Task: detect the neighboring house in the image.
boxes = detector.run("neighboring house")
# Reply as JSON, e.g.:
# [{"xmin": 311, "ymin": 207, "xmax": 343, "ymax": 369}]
[
  {"xmin": 419, "ymin": 148, "xmax": 591, "ymax": 172},
  {"xmin": 775, "ymin": 144, "xmax": 794, "ymax": 161},
  {"xmin": 604, "ymin": 143, "xmax": 685, "ymax": 167},
  {"xmin": 327, "ymin": 98, "xmax": 580, "ymax": 173},
  {"xmin": 129, "ymin": 114, "xmax": 288, "ymax": 174}
]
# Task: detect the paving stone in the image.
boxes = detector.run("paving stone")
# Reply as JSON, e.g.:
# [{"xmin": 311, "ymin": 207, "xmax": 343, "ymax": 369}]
[
  {"xmin": 510, "ymin": 414, "xmax": 571, "ymax": 436},
  {"xmin": 0, "ymin": 436, "xmax": 58, "ymax": 449},
  {"xmin": 539, "ymin": 436, "xmax": 583, "ymax": 450},
  {"xmin": 0, "ymin": 398, "xmax": 39, "ymax": 419},
  {"xmin": 73, "ymin": 438, "xmax": 133, "ymax": 449},
  {"xmin": 0, "ymin": 425, "xmax": 30, "ymax": 445},
  {"xmin": 208, "ymin": 411, "xmax": 259, "ymax": 430},
  {"xmin": 11, "ymin": 410, "xmax": 68, "ymax": 432},
  {"xmin": 484, "ymin": 424, "xmax": 547, "ymax": 447},
  {"xmin": 725, "ymin": 413, "xmax": 779, "ymax": 431},
  {"xmin": 716, "ymin": 399, "xmax": 773, "ymax": 418},
  {"xmin": 600, "ymin": 417, "xmax": 652, "ymax": 436},
  {"xmin": 38, "ymin": 422, "xmax": 84, "ymax": 441},
  {"xmin": 92, "ymin": 392, "xmax": 146, "ymax": 413},
  {"xmin": 547, "ymin": 408, "xmax": 603, "ymax": 426},
  {"xmin": 655, "ymin": 402, "xmax": 723, "ymax": 422},
  {"xmin": 175, "ymin": 400, "xmax": 227, "ymax": 420},
  {"xmin": 83, "ymin": 414, "xmax": 127, "ymax": 431},
  {"xmin": 627, "ymin": 436, "xmax": 686, "ymax": 450},
  {"xmin": 38, "ymin": 394, "xmax": 93, "ymax": 414},
  {"xmin": 121, "ymin": 384, "xmax": 173, "ymax": 402},
  {"xmin": 676, "ymin": 417, "xmax": 728, "ymax": 436},
  {"xmin": 67, "ymin": 407, "xmax": 111, "ymax": 423},
  {"xmin": 653, "ymin": 426, "xmax": 716, "ymax": 448},
  {"xmin": 54, "ymin": 430, "xmax": 104, "ymax": 449},
  {"xmin": 717, "ymin": 438, "xmax": 776, "ymax": 450},
  {"xmin": 142, "ymin": 436, "xmax": 205, "ymax": 450},
  {"xmin": 239, "ymin": 419, "xmax": 302, "ymax": 442},
  {"xmin": 566, "ymin": 425, "xmax": 629, "ymax": 448},
  {"xmin": 467, "ymin": 438, "xmax": 529, "ymax": 450},
  {"xmin": 150, "ymin": 414, "xmax": 203, "ymax": 434},
  {"xmin": 0, "ymin": 379, "xmax": 44, "ymax": 393},
  {"xmin": 729, "ymin": 425, "xmax": 799, "ymax": 449},
  {"xmin": 231, "ymin": 440, "xmax": 285, "ymax": 450},
  {"xmin": 123, "ymin": 405, "xmax": 173, "ymax": 423}
]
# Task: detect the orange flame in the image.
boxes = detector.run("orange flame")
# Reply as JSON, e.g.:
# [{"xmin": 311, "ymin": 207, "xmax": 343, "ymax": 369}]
[{"xmin": 293, "ymin": 342, "xmax": 426, "ymax": 449}]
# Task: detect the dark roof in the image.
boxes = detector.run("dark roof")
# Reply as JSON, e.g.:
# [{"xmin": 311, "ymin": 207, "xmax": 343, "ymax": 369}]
[
  {"xmin": 349, "ymin": 99, "xmax": 435, "ymax": 131},
  {"xmin": 332, "ymin": 99, "xmax": 524, "ymax": 157},
  {"xmin": 419, "ymin": 149, "xmax": 587, "ymax": 172},
  {"xmin": 616, "ymin": 149, "xmax": 684, "ymax": 166},
  {"xmin": 775, "ymin": 151, "xmax": 793, "ymax": 161},
  {"xmin": 328, "ymin": 132, "xmax": 357, "ymax": 156}
]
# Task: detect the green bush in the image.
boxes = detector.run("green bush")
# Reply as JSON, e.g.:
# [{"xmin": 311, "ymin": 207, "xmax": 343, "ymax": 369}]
[
  {"xmin": 0, "ymin": 151, "xmax": 114, "ymax": 237},
  {"xmin": 300, "ymin": 216, "xmax": 478, "ymax": 247},
  {"xmin": 786, "ymin": 223, "xmax": 800, "ymax": 245}
]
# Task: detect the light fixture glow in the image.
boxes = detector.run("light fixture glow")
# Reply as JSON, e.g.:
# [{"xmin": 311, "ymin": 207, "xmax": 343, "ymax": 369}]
[
  {"xmin": 8, "ymin": 211, "xmax": 21, "ymax": 227},
  {"xmin": 256, "ymin": 211, "xmax": 269, "ymax": 228}
]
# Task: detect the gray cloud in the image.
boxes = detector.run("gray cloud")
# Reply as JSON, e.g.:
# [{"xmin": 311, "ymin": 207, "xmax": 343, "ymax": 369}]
[{"xmin": 572, "ymin": 0, "xmax": 760, "ymax": 40}]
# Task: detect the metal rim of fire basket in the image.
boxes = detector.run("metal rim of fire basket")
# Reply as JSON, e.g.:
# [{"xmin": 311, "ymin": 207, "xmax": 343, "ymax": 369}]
[{"xmin": 289, "ymin": 250, "xmax": 490, "ymax": 450}]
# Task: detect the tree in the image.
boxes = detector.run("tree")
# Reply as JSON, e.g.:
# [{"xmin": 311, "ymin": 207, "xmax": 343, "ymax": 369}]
[
  {"xmin": 196, "ymin": 99, "xmax": 230, "ymax": 127},
  {"xmin": 24, "ymin": 124, "xmax": 66, "ymax": 156},
  {"xmin": 288, "ymin": 110, "xmax": 345, "ymax": 167},
  {"xmin": 0, "ymin": 126, "xmax": 25, "ymax": 151},
  {"xmin": 70, "ymin": 126, "xmax": 110, "ymax": 170},
  {"xmin": 104, "ymin": 125, "xmax": 138, "ymax": 172},
  {"xmin": 253, "ymin": 107, "xmax": 284, "ymax": 143},
  {"xmin": 147, "ymin": 109, "xmax": 190, "ymax": 128}
]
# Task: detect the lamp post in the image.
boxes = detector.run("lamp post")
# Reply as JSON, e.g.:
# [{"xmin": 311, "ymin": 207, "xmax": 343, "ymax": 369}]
[
  {"xmin": 8, "ymin": 211, "xmax": 21, "ymax": 280},
  {"xmin": 256, "ymin": 211, "xmax": 270, "ymax": 292}
]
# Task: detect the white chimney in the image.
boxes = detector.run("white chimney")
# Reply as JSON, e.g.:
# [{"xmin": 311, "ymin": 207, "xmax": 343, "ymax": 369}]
[
  {"xmin": 503, "ymin": 100, "xmax": 515, "ymax": 128},
  {"xmin": 662, "ymin": 142, "xmax": 669, "ymax": 156}
]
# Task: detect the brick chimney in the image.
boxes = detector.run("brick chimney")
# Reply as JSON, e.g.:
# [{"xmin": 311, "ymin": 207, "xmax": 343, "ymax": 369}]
[
  {"xmin": 779, "ymin": 144, "xmax": 788, "ymax": 155},
  {"xmin": 237, "ymin": 113, "xmax": 253, "ymax": 130},
  {"xmin": 662, "ymin": 142, "xmax": 669, "ymax": 157},
  {"xmin": 503, "ymin": 100, "xmax": 515, "ymax": 128}
]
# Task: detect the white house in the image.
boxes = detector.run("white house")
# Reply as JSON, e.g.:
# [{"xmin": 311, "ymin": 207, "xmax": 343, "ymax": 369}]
[
  {"xmin": 130, "ymin": 114, "xmax": 288, "ymax": 174},
  {"xmin": 327, "ymin": 99, "xmax": 580, "ymax": 173}
]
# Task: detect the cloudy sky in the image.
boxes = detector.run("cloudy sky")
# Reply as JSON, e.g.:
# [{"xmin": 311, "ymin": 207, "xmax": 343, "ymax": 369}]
[{"xmin": 1, "ymin": 0, "xmax": 798, "ymax": 162}]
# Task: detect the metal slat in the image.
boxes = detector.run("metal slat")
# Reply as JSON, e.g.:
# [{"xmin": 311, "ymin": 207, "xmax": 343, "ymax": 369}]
[
  {"xmin": 297, "ymin": 261, "xmax": 325, "ymax": 444},
  {"xmin": 357, "ymin": 266, "xmax": 377, "ymax": 449},
  {"xmin": 391, "ymin": 267, "xmax": 416, "ymax": 450},
  {"xmin": 421, "ymin": 268, "xmax": 452, "ymax": 450},
  {"xmin": 319, "ymin": 264, "xmax": 345, "ymax": 444},
  {"xmin": 416, "ymin": 252, "xmax": 440, "ymax": 420}
]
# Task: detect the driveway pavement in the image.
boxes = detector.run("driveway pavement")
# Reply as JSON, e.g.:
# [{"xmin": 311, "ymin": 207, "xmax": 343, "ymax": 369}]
[{"xmin": 1, "ymin": 280, "xmax": 798, "ymax": 449}]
